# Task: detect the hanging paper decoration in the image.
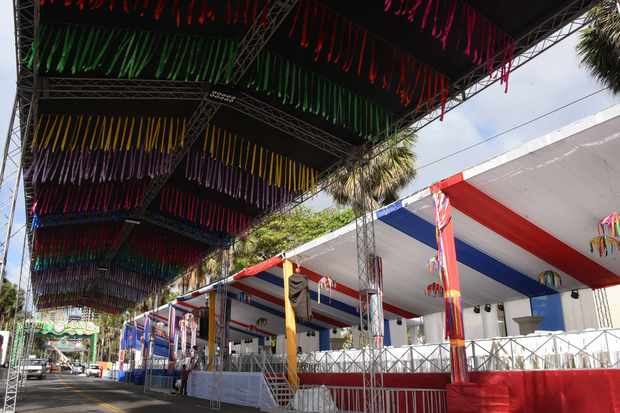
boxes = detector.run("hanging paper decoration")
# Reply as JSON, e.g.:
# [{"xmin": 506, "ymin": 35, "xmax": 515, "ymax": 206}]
[
  {"xmin": 238, "ymin": 292, "xmax": 252, "ymax": 304},
  {"xmin": 427, "ymin": 254, "xmax": 440, "ymax": 274},
  {"xmin": 600, "ymin": 212, "xmax": 620, "ymax": 237},
  {"xmin": 167, "ymin": 305, "xmax": 177, "ymax": 373},
  {"xmin": 590, "ymin": 212, "xmax": 620, "ymax": 257},
  {"xmin": 159, "ymin": 186, "xmax": 252, "ymax": 235},
  {"xmin": 29, "ymin": 113, "xmax": 186, "ymax": 185},
  {"xmin": 317, "ymin": 275, "xmax": 335, "ymax": 304},
  {"xmin": 32, "ymin": 180, "xmax": 148, "ymax": 216},
  {"xmin": 179, "ymin": 315, "xmax": 188, "ymax": 357},
  {"xmin": 590, "ymin": 235, "xmax": 620, "ymax": 257},
  {"xmin": 192, "ymin": 124, "xmax": 318, "ymax": 194},
  {"xmin": 287, "ymin": 0, "xmax": 450, "ymax": 114},
  {"xmin": 384, "ymin": 0, "xmax": 515, "ymax": 93},
  {"xmin": 42, "ymin": 0, "xmax": 269, "ymax": 29},
  {"xmin": 188, "ymin": 314, "xmax": 197, "ymax": 358},
  {"xmin": 256, "ymin": 317, "xmax": 267, "ymax": 328},
  {"xmin": 537, "ymin": 270, "xmax": 562, "ymax": 289},
  {"xmin": 37, "ymin": 292, "xmax": 135, "ymax": 314},
  {"xmin": 424, "ymin": 282, "xmax": 444, "ymax": 297},
  {"xmin": 27, "ymin": 25, "xmax": 392, "ymax": 138},
  {"xmin": 248, "ymin": 52, "xmax": 392, "ymax": 138}
]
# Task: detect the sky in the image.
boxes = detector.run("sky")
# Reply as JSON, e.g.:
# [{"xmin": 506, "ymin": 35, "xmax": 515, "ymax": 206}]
[{"xmin": 0, "ymin": 12, "xmax": 619, "ymax": 286}]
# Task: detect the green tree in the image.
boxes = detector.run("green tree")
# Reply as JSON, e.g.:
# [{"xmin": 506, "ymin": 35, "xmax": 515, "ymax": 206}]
[
  {"xmin": 577, "ymin": 0, "xmax": 620, "ymax": 93},
  {"xmin": 328, "ymin": 131, "xmax": 416, "ymax": 214},
  {"xmin": 0, "ymin": 280, "xmax": 24, "ymax": 330},
  {"xmin": 231, "ymin": 206, "xmax": 354, "ymax": 272}
]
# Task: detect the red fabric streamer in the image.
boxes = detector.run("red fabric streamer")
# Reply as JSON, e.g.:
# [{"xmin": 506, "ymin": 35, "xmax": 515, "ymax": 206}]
[
  {"xmin": 287, "ymin": 0, "xmax": 451, "ymax": 110},
  {"xmin": 159, "ymin": 185, "xmax": 252, "ymax": 235}
]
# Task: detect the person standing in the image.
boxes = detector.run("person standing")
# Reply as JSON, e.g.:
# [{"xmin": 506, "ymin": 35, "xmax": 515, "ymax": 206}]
[{"xmin": 180, "ymin": 364, "xmax": 190, "ymax": 396}]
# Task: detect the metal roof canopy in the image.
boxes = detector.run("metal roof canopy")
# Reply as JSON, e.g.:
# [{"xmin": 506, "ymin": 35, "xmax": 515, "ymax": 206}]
[
  {"xmin": 136, "ymin": 106, "xmax": 620, "ymax": 339},
  {"xmin": 15, "ymin": 0, "xmax": 597, "ymax": 312}
]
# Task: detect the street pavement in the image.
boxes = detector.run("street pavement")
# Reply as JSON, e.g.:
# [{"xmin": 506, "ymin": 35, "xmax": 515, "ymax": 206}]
[{"xmin": 14, "ymin": 374, "xmax": 261, "ymax": 413}]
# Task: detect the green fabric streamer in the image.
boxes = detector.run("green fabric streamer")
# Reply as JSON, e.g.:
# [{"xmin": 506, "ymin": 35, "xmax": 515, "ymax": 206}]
[{"xmin": 29, "ymin": 24, "xmax": 393, "ymax": 139}]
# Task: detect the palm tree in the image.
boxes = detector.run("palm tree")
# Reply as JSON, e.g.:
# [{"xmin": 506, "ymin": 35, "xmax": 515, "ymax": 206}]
[
  {"xmin": 577, "ymin": 0, "xmax": 620, "ymax": 93},
  {"xmin": 328, "ymin": 131, "xmax": 416, "ymax": 214}
]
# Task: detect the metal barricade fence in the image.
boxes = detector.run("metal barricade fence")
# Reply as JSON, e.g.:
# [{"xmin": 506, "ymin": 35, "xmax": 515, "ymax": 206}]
[
  {"xmin": 289, "ymin": 386, "xmax": 447, "ymax": 413},
  {"xmin": 149, "ymin": 375, "xmax": 174, "ymax": 392},
  {"xmin": 298, "ymin": 328, "xmax": 620, "ymax": 374}
]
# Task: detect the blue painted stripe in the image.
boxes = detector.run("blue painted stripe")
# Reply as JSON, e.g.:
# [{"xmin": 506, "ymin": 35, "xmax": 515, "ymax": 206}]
[
  {"xmin": 257, "ymin": 272, "xmax": 360, "ymax": 318},
  {"xmin": 230, "ymin": 326, "xmax": 265, "ymax": 338},
  {"xmin": 227, "ymin": 291, "xmax": 325, "ymax": 331},
  {"xmin": 319, "ymin": 328, "xmax": 330, "ymax": 351},
  {"xmin": 379, "ymin": 208, "xmax": 556, "ymax": 297},
  {"xmin": 384, "ymin": 320, "xmax": 391, "ymax": 346}
]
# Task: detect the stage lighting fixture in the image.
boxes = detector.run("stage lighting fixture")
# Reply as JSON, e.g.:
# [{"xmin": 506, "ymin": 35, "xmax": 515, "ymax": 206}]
[
  {"xmin": 473, "ymin": 305, "xmax": 480, "ymax": 314},
  {"xmin": 397, "ymin": 319, "xmax": 403, "ymax": 326},
  {"xmin": 332, "ymin": 328, "xmax": 338, "ymax": 334},
  {"xmin": 484, "ymin": 304, "xmax": 492, "ymax": 313},
  {"xmin": 571, "ymin": 290, "xmax": 579, "ymax": 299},
  {"xmin": 498, "ymin": 304, "xmax": 505, "ymax": 312}
]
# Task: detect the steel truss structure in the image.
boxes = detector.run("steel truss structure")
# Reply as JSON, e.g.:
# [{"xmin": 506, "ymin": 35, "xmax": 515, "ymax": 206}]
[
  {"xmin": 36, "ymin": 0, "xmax": 594, "ymax": 225},
  {"xmin": 353, "ymin": 155, "xmax": 385, "ymax": 413},
  {"xmin": 5, "ymin": 0, "xmax": 600, "ymax": 411},
  {"xmin": 100, "ymin": 0, "xmax": 300, "ymax": 268},
  {"xmin": 210, "ymin": 248, "xmax": 232, "ymax": 410}
]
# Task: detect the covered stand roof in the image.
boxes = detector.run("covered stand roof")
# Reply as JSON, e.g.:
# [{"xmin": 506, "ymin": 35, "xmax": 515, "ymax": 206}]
[
  {"xmin": 136, "ymin": 106, "xmax": 620, "ymax": 339},
  {"xmin": 15, "ymin": 0, "xmax": 596, "ymax": 312}
]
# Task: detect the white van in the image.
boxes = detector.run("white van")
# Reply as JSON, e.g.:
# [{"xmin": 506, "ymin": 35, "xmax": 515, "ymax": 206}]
[{"xmin": 0, "ymin": 331, "xmax": 10, "ymax": 367}]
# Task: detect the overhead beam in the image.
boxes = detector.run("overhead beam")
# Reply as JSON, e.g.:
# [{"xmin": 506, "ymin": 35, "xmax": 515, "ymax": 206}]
[
  {"xmin": 41, "ymin": 77, "xmax": 353, "ymax": 156},
  {"xmin": 36, "ymin": 211, "xmax": 229, "ymax": 247}
]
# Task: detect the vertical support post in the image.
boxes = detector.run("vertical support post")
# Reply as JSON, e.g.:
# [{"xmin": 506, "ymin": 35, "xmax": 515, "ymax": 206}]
[
  {"xmin": 167, "ymin": 305, "xmax": 176, "ymax": 374},
  {"xmin": 90, "ymin": 333, "xmax": 98, "ymax": 364},
  {"xmin": 431, "ymin": 189, "xmax": 468, "ymax": 383},
  {"xmin": 283, "ymin": 259, "xmax": 299, "ymax": 390},
  {"xmin": 208, "ymin": 290, "xmax": 217, "ymax": 371}
]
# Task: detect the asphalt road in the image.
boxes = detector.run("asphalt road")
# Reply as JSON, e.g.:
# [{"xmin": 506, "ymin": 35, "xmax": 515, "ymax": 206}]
[{"xmin": 15, "ymin": 374, "xmax": 261, "ymax": 413}]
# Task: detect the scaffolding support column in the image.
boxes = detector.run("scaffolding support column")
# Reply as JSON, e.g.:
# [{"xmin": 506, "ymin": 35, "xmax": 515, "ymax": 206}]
[
  {"xmin": 282, "ymin": 259, "xmax": 299, "ymax": 390},
  {"xmin": 208, "ymin": 290, "xmax": 217, "ymax": 371},
  {"xmin": 430, "ymin": 189, "xmax": 468, "ymax": 383}
]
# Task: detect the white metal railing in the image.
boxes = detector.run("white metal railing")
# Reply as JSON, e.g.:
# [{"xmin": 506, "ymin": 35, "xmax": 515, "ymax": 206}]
[
  {"xmin": 149, "ymin": 375, "xmax": 175, "ymax": 392},
  {"xmin": 298, "ymin": 328, "xmax": 620, "ymax": 374},
  {"xmin": 289, "ymin": 385, "xmax": 447, "ymax": 413}
]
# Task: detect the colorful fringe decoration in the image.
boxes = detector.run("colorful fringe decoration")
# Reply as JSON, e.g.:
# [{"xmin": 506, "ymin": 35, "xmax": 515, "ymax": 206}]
[
  {"xmin": 537, "ymin": 270, "xmax": 562, "ymax": 289},
  {"xmin": 196, "ymin": 125, "xmax": 318, "ymax": 193},
  {"xmin": 287, "ymin": 0, "xmax": 450, "ymax": 114},
  {"xmin": 41, "ymin": 0, "xmax": 269, "ymax": 28},
  {"xmin": 32, "ymin": 265, "xmax": 164, "ymax": 294},
  {"xmin": 36, "ymin": 293, "xmax": 136, "ymax": 314},
  {"xmin": 424, "ymin": 282, "xmax": 444, "ymax": 297},
  {"xmin": 185, "ymin": 124, "xmax": 318, "ymax": 208},
  {"xmin": 590, "ymin": 212, "xmax": 620, "ymax": 257},
  {"xmin": 384, "ymin": 0, "xmax": 515, "ymax": 93},
  {"xmin": 238, "ymin": 292, "xmax": 252, "ymax": 304},
  {"xmin": 159, "ymin": 185, "xmax": 252, "ymax": 235},
  {"xmin": 32, "ymin": 180, "xmax": 147, "ymax": 216},
  {"xmin": 600, "ymin": 212, "xmax": 620, "ymax": 237},
  {"xmin": 317, "ymin": 275, "xmax": 335, "ymax": 304},
  {"xmin": 31, "ymin": 112, "xmax": 315, "ymax": 214},
  {"xmin": 29, "ymin": 113, "xmax": 185, "ymax": 185},
  {"xmin": 590, "ymin": 236, "xmax": 620, "ymax": 257},
  {"xmin": 26, "ymin": 25, "xmax": 392, "ymax": 138},
  {"xmin": 248, "ymin": 52, "xmax": 392, "ymax": 138}
]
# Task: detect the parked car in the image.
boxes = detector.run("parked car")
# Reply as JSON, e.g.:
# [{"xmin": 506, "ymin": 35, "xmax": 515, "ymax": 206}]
[
  {"xmin": 85, "ymin": 364, "xmax": 101, "ymax": 378},
  {"xmin": 23, "ymin": 359, "xmax": 47, "ymax": 380},
  {"xmin": 71, "ymin": 364, "xmax": 85, "ymax": 375}
]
